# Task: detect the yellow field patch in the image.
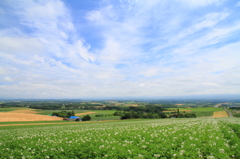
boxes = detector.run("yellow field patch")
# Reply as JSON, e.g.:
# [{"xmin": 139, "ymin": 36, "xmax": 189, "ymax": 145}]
[
  {"xmin": 212, "ymin": 111, "xmax": 228, "ymax": 118},
  {"xmin": 0, "ymin": 113, "xmax": 63, "ymax": 122}
]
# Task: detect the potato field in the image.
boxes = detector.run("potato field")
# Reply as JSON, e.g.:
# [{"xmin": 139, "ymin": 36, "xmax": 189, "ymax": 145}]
[{"xmin": 0, "ymin": 118, "xmax": 240, "ymax": 159}]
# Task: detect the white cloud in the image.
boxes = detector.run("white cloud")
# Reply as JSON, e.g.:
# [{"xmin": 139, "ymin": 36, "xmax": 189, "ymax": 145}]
[
  {"xmin": 0, "ymin": 0, "xmax": 240, "ymax": 98},
  {"xmin": 177, "ymin": 0, "xmax": 224, "ymax": 8},
  {"xmin": 0, "ymin": 37, "xmax": 43, "ymax": 54},
  {"xmin": 236, "ymin": 1, "xmax": 240, "ymax": 6},
  {"xmin": 4, "ymin": 76, "xmax": 13, "ymax": 82}
]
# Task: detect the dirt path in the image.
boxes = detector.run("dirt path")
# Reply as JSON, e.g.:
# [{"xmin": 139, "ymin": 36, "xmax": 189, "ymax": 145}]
[{"xmin": 75, "ymin": 112, "xmax": 97, "ymax": 116}]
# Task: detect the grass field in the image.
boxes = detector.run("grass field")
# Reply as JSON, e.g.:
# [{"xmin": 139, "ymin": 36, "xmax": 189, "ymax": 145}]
[
  {"xmin": 0, "ymin": 118, "xmax": 239, "ymax": 158},
  {"xmin": 168, "ymin": 107, "xmax": 225, "ymax": 117},
  {"xmin": 173, "ymin": 107, "xmax": 224, "ymax": 112},
  {"xmin": 0, "ymin": 107, "xmax": 22, "ymax": 112}
]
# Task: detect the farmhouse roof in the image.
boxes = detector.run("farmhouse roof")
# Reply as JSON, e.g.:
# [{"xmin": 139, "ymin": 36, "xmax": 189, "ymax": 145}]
[{"xmin": 69, "ymin": 116, "xmax": 80, "ymax": 119}]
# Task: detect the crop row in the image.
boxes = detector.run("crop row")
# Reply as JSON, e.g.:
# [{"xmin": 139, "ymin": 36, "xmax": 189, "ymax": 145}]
[{"xmin": 0, "ymin": 118, "xmax": 240, "ymax": 159}]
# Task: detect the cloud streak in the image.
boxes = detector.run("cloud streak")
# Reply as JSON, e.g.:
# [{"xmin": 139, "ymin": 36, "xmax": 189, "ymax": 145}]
[{"xmin": 0, "ymin": 0, "xmax": 240, "ymax": 99}]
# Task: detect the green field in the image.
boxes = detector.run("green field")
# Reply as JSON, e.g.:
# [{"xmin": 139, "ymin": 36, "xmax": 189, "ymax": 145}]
[
  {"xmin": 168, "ymin": 107, "xmax": 224, "ymax": 117},
  {"xmin": 173, "ymin": 107, "xmax": 224, "ymax": 112},
  {"xmin": 0, "ymin": 118, "xmax": 239, "ymax": 158},
  {"xmin": 0, "ymin": 107, "xmax": 21, "ymax": 112}
]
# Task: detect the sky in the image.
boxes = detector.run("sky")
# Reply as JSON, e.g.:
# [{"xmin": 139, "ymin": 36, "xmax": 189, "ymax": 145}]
[{"xmin": 0, "ymin": 0, "xmax": 240, "ymax": 99}]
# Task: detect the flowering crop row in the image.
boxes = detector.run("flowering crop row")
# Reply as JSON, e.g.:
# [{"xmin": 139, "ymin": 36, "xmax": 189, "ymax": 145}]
[{"xmin": 0, "ymin": 118, "xmax": 240, "ymax": 159}]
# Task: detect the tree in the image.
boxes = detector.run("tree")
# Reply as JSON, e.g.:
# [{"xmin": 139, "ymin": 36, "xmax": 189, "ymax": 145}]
[{"xmin": 82, "ymin": 114, "xmax": 91, "ymax": 121}]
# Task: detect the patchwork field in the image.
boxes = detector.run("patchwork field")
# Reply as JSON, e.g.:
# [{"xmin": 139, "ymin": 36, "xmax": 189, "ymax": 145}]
[
  {"xmin": 0, "ymin": 118, "xmax": 239, "ymax": 158},
  {"xmin": 0, "ymin": 108, "xmax": 119, "ymax": 122}
]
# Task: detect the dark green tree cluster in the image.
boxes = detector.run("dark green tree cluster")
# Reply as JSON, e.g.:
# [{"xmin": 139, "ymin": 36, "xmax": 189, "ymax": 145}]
[
  {"xmin": 82, "ymin": 115, "xmax": 91, "ymax": 121},
  {"xmin": 119, "ymin": 111, "xmax": 167, "ymax": 120},
  {"xmin": 52, "ymin": 110, "xmax": 75, "ymax": 118},
  {"xmin": 95, "ymin": 114, "xmax": 113, "ymax": 117}
]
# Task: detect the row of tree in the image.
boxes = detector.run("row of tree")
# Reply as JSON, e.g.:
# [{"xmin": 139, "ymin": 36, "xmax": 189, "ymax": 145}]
[
  {"xmin": 52, "ymin": 110, "xmax": 75, "ymax": 118},
  {"xmin": 120, "ymin": 111, "xmax": 167, "ymax": 119},
  {"xmin": 168, "ymin": 113, "xmax": 197, "ymax": 118},
  {"xmin": 95, "ymin": 114, "xmax": 113, "ymax": 117},
  {"xmin": 52, "ymin": 111, "xmax": 92, "ymax": 121}
]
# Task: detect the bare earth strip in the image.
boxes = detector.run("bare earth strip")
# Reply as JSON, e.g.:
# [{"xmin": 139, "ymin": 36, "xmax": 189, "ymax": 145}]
[
  {"xmin": 75, "ymin": 112, "xmax": 97, "ymax": 116},
  {"xmin": 212, "ymin": 111, "xmax": 229, "ymax": 118},
  {"xmin": 0, "ymin": 113, "xmax": 63, "ymax": 122}
]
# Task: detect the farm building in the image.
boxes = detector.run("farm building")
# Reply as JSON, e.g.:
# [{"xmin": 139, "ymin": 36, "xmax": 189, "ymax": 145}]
[{"xmin": 68, "ymin": 116, "xmax": 82, "ymax": 121}]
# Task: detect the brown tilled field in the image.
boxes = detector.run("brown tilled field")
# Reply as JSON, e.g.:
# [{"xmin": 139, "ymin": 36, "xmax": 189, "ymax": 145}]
[
  {"xmin": 212, "ymin": 111, "xmax": 229, "ymax": 117},
  {"xmin": 0, "ymin": 112, "xmax": 63, "ymax": 122}
]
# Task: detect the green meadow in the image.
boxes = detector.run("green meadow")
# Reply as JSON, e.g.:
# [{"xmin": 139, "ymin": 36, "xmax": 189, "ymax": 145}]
[{"xmin": 0, "ymin": 118, "xmax": 240, "ymax": 158}]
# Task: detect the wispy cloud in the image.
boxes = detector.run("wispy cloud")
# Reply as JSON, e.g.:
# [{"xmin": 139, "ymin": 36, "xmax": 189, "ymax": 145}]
[{"xmin": 0, "ymin": 0, "xmax": 240, "ymax": 98}]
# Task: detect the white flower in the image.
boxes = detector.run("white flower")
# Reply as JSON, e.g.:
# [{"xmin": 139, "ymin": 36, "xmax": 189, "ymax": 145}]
[
  {"xmin": 138, "ymin": 154, "xmax": 144, "ymax": 158},
  {"xmin": 207, "ymin": 156, "xmax": 215, "ymax": 159},
  {"xmin": 154, "ymin": 154, "xmax": 160, "ymax": 157},
  {"xmin": 219, "ymin": 149, "xmax": 224, "ymax": 153}
]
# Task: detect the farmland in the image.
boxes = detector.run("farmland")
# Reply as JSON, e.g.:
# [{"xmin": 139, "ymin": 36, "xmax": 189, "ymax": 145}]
[
  {"xmin": 166, "ymin": 107, "xmax": 225, "ymax": 117},
  {"xmin": 0, "ymin": 118, "xmax": 240, "ymax": 158},
  {"xmin": 0, "ymin": 107, "xmax": 119, "ymax": 122}
]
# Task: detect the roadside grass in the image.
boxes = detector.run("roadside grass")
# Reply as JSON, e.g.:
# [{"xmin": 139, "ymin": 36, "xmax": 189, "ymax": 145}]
[{"xmin": 232, "ymin": 110, "xmax": 240, "ymax": 117}]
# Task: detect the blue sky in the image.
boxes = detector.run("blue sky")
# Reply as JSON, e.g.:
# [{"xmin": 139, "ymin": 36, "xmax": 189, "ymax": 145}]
[{"xmin": 0, "ymin": 0, "xmax": 240, "ymax": 99}]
